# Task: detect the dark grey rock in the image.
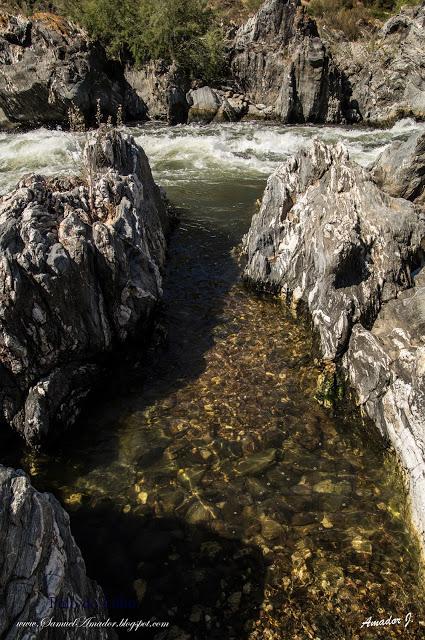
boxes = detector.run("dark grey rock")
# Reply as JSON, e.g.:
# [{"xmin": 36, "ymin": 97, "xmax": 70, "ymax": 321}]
[
  {"xmin": 186, "ymin": 86, "xmax": 238, "ymax": 124},
  {"xmin": 0, "ymin": 12, "xmax": 147, "ymax": 129},
  {"xmin": 0, "ymin": 465, "xmax": 116, "ymax": 640},
  {"xmin": 231, "ymin": 0, "xmax": 357, "ymax": 124},
  {"xmin": 371, "ymin": 131, "xmax": 425, "ymax": 204},
  {"xmin": 125, "ymin": 61, "xmax": 189, "ymax": 125},
  {"xmin": 0, "ymin": 129, "xmax": 171, "ymax": 447}
]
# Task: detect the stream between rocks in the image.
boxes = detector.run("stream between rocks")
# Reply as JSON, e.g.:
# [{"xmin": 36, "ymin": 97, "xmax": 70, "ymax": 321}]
[{"xmin": 1, "ymin": 119, "xmax": 425, "ymax": 639}]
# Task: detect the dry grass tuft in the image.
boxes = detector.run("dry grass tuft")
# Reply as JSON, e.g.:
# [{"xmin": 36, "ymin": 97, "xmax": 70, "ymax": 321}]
[{"xmin": 31, "ymin": 11, "xmax": 73, "ymax": 35}]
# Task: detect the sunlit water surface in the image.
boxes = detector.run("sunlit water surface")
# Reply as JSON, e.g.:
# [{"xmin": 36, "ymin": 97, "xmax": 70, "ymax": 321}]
[{"xmin": 1, "ymin": 119, "xmax": 425, "ymax": 639}]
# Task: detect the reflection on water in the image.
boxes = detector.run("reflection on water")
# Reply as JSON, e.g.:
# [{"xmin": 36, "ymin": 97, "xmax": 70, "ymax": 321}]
[{"xmin": 1, "ymin": 120, "xmax": 425, "ymax": 638}]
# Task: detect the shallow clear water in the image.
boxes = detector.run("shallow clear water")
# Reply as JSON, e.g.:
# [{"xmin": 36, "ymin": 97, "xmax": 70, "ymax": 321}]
[{"xmin": 1, "ymin": 119, "xmax": 425, "ymax": 639}]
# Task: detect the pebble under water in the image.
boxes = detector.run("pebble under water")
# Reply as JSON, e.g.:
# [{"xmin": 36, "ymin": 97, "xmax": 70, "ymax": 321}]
[{"xmin": 1, "ymin": 120, "xmax": 425, "ymax": 639}]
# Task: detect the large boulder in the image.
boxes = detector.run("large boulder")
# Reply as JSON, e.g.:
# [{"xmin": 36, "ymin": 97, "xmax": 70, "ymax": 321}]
[
  {"xmin": 371, "ymin": 131, "xmax": 425, "ymax": 205},
  {"xmin": 0, "ymin": 465, "xmax": 115, "ymax": 639},
  {"xmin": 231, "ymin": 0, "xmax": 358, "ymax": 124},
  {"xmin": 243, "ymin": 139, "xmax": 425, "ymax": 360},
  {"xmin": 125, "ymin": 60, "xmax": 190, "ymax": 125},
  {"xmin": 186, "ymin": 86, "xmax": 238, "ymax": 123},
  {"xmin": 326, "ymin": 3, "xmax": 425, "ymax": 124},
  {"xmin": 0, "ymin": 12, "xmax": 147, "ymax": 129},
  {"xmin": 0, "ymin": 129, "xmax": 171, "ymax": 448}
]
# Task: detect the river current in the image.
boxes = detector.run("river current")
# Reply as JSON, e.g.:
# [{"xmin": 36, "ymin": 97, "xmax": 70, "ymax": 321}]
[{"xmin": 1, "ymin": 119, "xmax": 425, "ymax": 639}]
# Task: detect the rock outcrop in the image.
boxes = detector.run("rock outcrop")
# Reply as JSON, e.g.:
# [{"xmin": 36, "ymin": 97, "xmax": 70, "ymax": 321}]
[
  {"xmin": 243, "ymin": 139, "xmax": 425, "ymax": 359},
  {"xmin": 0, "ymin": 129, "xmax": 171, "ymax": 448},
  {"xmin": 0, "ymin": 13, "xmax": 146, "ymax": 129},
  {"xmin": 231, "ymin": 0, "xmax": 358, "ymax": 124},
  {"xmin": 186, "ymin": 86, "xmax": 234, "ymax": 123},
  {"xmin": 326, "ymin": 3, "xmax": 425, "ymax": 124},
  {"xmin": 125, "ymin": 61, "xmax": 189, "ymax": 125},
  {"xmin": 243, "ymin": 136, "xmax": 425, "ymax": 553},
  {"xmin": 371, "ymin": 131, "xmax": 425, "ymax": 205},
  {"xmin": 0, "ymin": 465, "xmax": 115, "ymax": 639},
  {"xmin": 344, "ymin": 272, "xmax": 425, "ymax": 551}
]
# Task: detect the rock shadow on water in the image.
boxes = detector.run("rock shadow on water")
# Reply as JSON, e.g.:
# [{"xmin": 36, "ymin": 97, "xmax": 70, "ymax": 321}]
[
  {"xmin": 19, "ymin": 205, "xmax": 244, "ymax": 475},
  {"xmin": 68, "ymin": 501, "xmax": 267, "ymax": 640}
]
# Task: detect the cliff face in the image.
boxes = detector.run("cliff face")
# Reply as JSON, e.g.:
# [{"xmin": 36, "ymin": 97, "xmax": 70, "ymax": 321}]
[
  {"xmin": 323, "ymin": 3, "xmax": 425, "ymax": 124},
  {"xmin": 0, "ymin": 13, "xmax": 146, "ymax": 129},
  {"xmin": 242, "ymin": 134, "xmax": 425, "ymax": 554},
  {"xmin": 230, "ymin": 0, "xmax": 358, "ymax": 124},
  {"xmin": 2, "ymin": 2, "xmax": 424, "ymax": 128},
  {"xmin": 0, "ymin": 465, "xmax": 116, "ymax": 640},
  {"xmin": 0, "ymin": 130, "xmax": 172, "ymax": 448}
]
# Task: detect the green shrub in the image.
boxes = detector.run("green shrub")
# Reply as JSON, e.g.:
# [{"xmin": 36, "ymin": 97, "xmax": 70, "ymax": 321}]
[{"xmin": 76, "ymin": 0, "xmax": 226, "ymax": 82}]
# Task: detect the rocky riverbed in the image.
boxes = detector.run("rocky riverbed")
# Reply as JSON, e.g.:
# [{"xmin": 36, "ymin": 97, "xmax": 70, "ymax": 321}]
[{"xmin": 1, "ymin": 120, "xmax": 425, "ymax": 638}]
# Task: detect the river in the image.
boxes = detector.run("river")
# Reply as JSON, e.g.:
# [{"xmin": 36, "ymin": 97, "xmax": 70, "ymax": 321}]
[{"xmin": 1, "ymin": 119, "xmax": 425, "ymax": 639}]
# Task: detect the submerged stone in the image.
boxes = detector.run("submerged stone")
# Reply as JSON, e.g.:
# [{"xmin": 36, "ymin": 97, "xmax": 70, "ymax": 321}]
[
  {"xmin": 237, "ymin": 449, "xmax": 277, "ymax": 476},
  {"xmin": 313, "ymin": 479, "xmax": 352, "ymax": 496}
]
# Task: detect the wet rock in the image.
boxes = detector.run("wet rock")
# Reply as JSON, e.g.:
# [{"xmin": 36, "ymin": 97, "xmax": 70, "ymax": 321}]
[
  {"xmin": 228, "ymin": 591, "xmax": 242, "ymax": 611},
  {"xmin": 177, "ymin": 467, "xmax": 206, "ymax": 489},
  {"xmin": 0, "ymin": 129, "xmax": 171, "ymax": 447},
  {"xmin": 291, "ymin": 512, "xmax": 316, "ymax": 526},
  {"xmin": 185, "ymin": 499, "xmax": 215, "ymax": 525},
  {"xmin": 0, "ymin": 13, "xmax": 146, "ymax": 128},
  {"xmin": 231, "ymin": 0, "xmax": 356, "ymax": 124},
  {"xmin": 313, "ymin": 479, "xmax": 351, "ymax": 496},
  {"xmin": 137, "ymin": 491, "xmax": 149, "ymax": 505},
  {"xmin": 137, "ymin": 446, "xmax": 167, "ymax": 469},
  {"xmin": 371, "ymin": 131, "xmax": 425, "ymax": 205},
  {"xmin": 351, "ymin": 536, "xmax": 372, "ymax": 555},
  {"xmin": 313, "ymin": 560, "xmax": 344, "ymax": 594},
  {"xmin": 158, "ymin": 489, "xmax": 185, "ymax": 513},
  {"xmin": 133, "ymin": 578, "xmax": 147, "ymax": 603},
  {"xmin": 237, "ymin": 449, "xmax": 277, "ymax": 476},
  {"xmin": 0, "ymin": 465, "xmax": 115, "ymax": 639},
  {"xmin": 260, "ymin": 516, "xmax": 286, "ymax": 541},
  {"xmin": 321, "ymin": 515, "xmax": 334, "ymax": 529},
  {"xmin": 291, "ymin": 545, "xmax": 312, "ymax": 585}
]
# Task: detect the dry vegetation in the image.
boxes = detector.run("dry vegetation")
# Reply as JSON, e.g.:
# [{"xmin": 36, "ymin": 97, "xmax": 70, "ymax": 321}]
[
  {"xmin": 208, "ymin": 0, "xmax": 263, "ymax": 24},
  {"xmin": 306, "ymin": 0, "xmax": 422, "ymax": 39}
]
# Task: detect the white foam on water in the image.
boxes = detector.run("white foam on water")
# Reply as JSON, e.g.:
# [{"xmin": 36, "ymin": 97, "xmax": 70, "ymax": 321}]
[
  {"xmin": 0, "ymin": 128, "xmax": 81, "ymax": 194},
  {"xmin": 1, "ymin": 119, "xmax": 425, "ymax": 195}
]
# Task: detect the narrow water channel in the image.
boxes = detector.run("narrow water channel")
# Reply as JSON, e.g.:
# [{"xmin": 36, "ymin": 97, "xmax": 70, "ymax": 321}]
[{"xmin": 1, "ymin": 120, "xmax": 425, "ymax": 639}]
